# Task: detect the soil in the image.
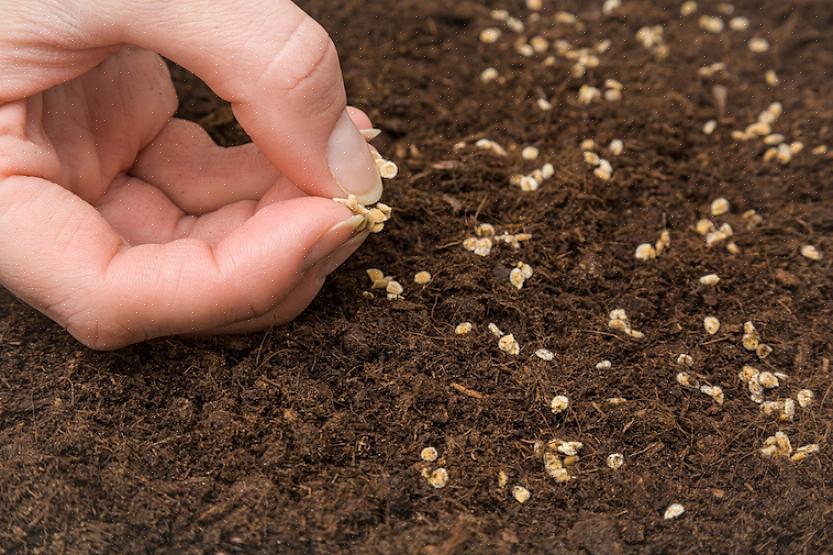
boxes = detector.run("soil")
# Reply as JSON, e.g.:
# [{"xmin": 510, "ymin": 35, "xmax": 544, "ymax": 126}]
[{"xmin": 2, "ymin": 0, "xmax": 833, "ymax": 553}]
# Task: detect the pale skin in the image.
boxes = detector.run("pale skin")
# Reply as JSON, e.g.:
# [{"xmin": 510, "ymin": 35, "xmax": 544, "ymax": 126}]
[{"xmin": 0, "ymin": 0, "xmax": 384, "ymax": 349}]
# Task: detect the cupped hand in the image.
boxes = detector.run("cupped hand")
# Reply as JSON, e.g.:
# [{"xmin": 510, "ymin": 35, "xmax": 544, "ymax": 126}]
[{"xmin": 0, "ymin": 0, "xmax": 383, "ymax": 349}]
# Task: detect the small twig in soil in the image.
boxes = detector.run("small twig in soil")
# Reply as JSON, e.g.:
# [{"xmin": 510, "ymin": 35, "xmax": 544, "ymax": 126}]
[{"xmin": 451, "ymin": 383, "xmax": 487, "ymax": 399}]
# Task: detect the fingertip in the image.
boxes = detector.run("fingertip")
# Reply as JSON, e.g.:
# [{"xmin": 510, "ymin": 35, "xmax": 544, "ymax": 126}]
[{"xmin": 346, "ymin": 106, "xmax": 373, "ymax": 130}]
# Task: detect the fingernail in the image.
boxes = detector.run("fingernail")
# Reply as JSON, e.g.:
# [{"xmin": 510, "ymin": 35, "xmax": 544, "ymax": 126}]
[
  {"xmin": 304, "ymin": 214, "xmax": 365, "ymax": 271},
  {"xmin": 327, "ymin": 110, "xmax": 383, "ymax": 204},
  {"xmin": 315, "ymin": 231, "xmax": 370, "ymax": 278}
]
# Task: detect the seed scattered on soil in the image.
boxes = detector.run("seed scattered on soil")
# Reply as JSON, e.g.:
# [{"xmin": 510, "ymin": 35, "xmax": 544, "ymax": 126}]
[
  {"xmin": 710, "ymin": 197, "xmax": 730, "ymax": 216},
  {"xmin": 425, "ymin": 467, "xmax": 449, "ymax": 488},
  {"xmin": 512, "ymin": 486, "xmax": 531, "ymax": 504},
  {"xmin": 677, "ymin": 354, "xmax": 694, "ymax": 367},
  {"xmin": 704, "ymin": 316, "xmax": 721, "ymax": 335},
  {"xmin": 609, "ymin": 139, "xmax": 624, "ymax": 156},
  {"xmin": 757, "ymin": 371, "xmax": 779, "ymax": 389},
  {"xmin": 760, "ymin": 431, "xmax": 793, "ymax": 459},
  {"xmin": 522, "ymin": 146, "xmax": 540, "ymax": 160},
  {"xmin": 635, "ymin": 243, "xmax": 657, "ymax": 261},
  {"xmin": 765, "ymin": 70, "xmax": 780, "ymax": 86},
  {"xmin": 790, "ymin": 443, "xmax": 820, "ymax": 462},
  {"xmin": 509, "ymin": 262, "xmax": 534, "ymax": 290},
  {"xmin": 797, "ymin": 389, "xmax": 814, "ymax": 408},
  {"xmin": 414, "ymin": 271, "xmax": 432, "ymax": 285},
  {"xmin": 480, "ymin": 67, "xmax": 499, "ymax": 83},
  {"xmin": 607, "ymin": 453, "xmax": 624, "ymax": 470},
  {"xmin": 681, "ymin": 1, "xmax": 698, "ymax": 16},
  {"xmin": 703, "ymin": 120, "xmax": 717, "ymax": 135},
  {"xmin": 386, "ymin": 280, "xmax": 404, "ymax": 300},
  {"xmin": 730, "ymin": 16, "xmax": 749, "ymax": 30},
  {"xmin": 421, "ymin": 447, "xmax": 438, "ymax": 462},
  {"xmin": 699, "ymin": 274, "xmax": 720, "ymax": 286},
  {"xmin": 475, "ymin": 138, "xmax": 507, "ymax": 156},
  {"xmin": 700, "ymin": 384, "xmax": 725, "ymax": 405},
  {"xmin": 608, "ymin": 309, "xmax": 645, "ymax": 339},
  {"xmin": 756, "ymin": 343, "xmax": 773, "ymax": 360},
  {"xmin": 596, "ymin": 360, "xmax": 612, "ymax": 370},
  {"xmin": 664, "ymin": 503, "xmax": 685, "ymax": 520},
  {"xmin": 800, "ymin": 245, "xmax": 822, "ymax": 261},
  {"xmin": 455, "ymin": 322, "xmax": 473, "ymax": 335},
  {"xmin": 607, "ymin": 397, "xmax": 627, "ymax": 405},
  {"xmin": 535, "ymin": 348, "xmax": 555, "ymax": 361},
  {"xmin": 497, "ymin": 470, "xmax": 509, "ymax": 489},
  {"xmin": 480, "ymin": 28, "xmax": 501, "ymax": 44},
  {"xmin": 699, "ymin": 15, "xmax": 725, "ymax": 34},
  {"xmin": 550, "ymin": 395, "xmax": 569, "ymax": 414},
  {"xmin": 498, "ymin": 334, "xmax": 520, "ymax": 356},
  {"xmin": 488, "ymin": 323, "xmax": 503, "ymax": 338},
  {"xmin": 749, "ymin": 37, "xmax": 770, "ymax": 53}
]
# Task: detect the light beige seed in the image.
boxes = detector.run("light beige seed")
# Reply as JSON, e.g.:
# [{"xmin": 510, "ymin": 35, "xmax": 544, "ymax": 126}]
[
  {"xmin": 797, "ymin": 389, "xmax": 814, "ymax": 408},
  {"xmin": 790, "ymin": 141, "xmax": 804, "ymax": 155},
  {"xmin": 677, "ymin": 354, "xmax": 694, "ymax": 367},
  {"xmin": 426, "ymin": 468, "xmax": 449, "ymax": 488},
  {"xmin": 386, "ymin": 280, "xmax": 404, "ymax": 299},
  {"xmin": 378, "ymin": 160, "xmax": 398, "ymax": 179},
  {"xmin": 421, "ymin": 447, "xmax": 439, "ymax": 462},
  {"xmin": 757, "ymin": 371, "xmax": 779, "ymax": 389},
  {"xmin": 780, "ymin": 398, "xmax": 795, "ymax": 421},
  {"xmin": 480, "ymin": 28, "xmax": 502, "ymax": 44},
  {"xmin": 509, "ymin": 268, "xmax": 526, "ymax": 290},
  {"xmin": 812, "ymin": 145, "xmax": 828, "ymax": 155},
  {"xmin": 535, "ymin": 348, "xmax": 555, "ymax": 361},
  {"xmin": 607, "ymin": 453, "xmax": 624, "ymax": 470},
  {"xmin": 604, "ymin": 89, "xmax": 622, "ymax": 102},
  {"xmin": 800, "ymin": 244, "xmax": 822, "ymax": 261},
  {"xmin": 578, "ymin": 85, "xmax": 602, "ymax": 105},
  {"xmin": 609, "ymin": 139, "xmax": 624, "ymax": 156},
  {"xmin": 703, "ymin": 120, "xmax": 717, "ymax": 135},
  {"xmin": 581, "ymin": 139, "xmax": 597, "ymax": 151},
  {"xmin": 664, "ymin": 503, "xmax": 685, "ymax": 520},
  {"xmin": 764, "ymin": 133, "xmax": 785, "ymax": 145},
  {"xmin": 498, "ymin": 334, "xmax": 520, "ymax": 355},
  {"xmin": 488, "ymin": 323, "xmax": 502, "ymax": 337},
  {"xmin": 700, "ymin": 384, "xmax": 724, "ymax": 404},
  {"xmin": 699, "ymin": 274, "xmax": 720, "ymax": 286},
  {"xmin": 699, "ymin": 15, "xmax": 725, "ymax": 33},
  {"xmin": 522, "ymin": 146, "xmax": 540, "ymax": 160},
  {"xmin": 765, "ymin": 70, "xmax": 780, "ymax": 87},
  {"xmin": 506, "ymin": 16, "xmax": 524, "ymax": 33},
  {"xmin": 367, "ymin": 268, "xmax": 384, "ymax": 283},
  {"xmin": 704, "ymin": 316, "xmax": 721, "ymax": 335},
  {"xmin": 455, "ymin": 322, "xmax": 473, "ymax": 335},
  {"xmin": 696, "ymin": 219, "xmax": 715, "ymax": 236},
  {"xmin": 596, "ymin": 360, "xmax": 612, "ymax": 370},
  {"xmin": 541, "ymin": 163, "xmax": 555, "ymax": 179},
  {"xmin": 537, "ymin": 98, "xmax": 553, "ymax": 111},
  {"xmin": 676, "ymin": 372, "xmax": 695, "ymax": 388},
  {"xmin": 550, "ymin": 395, "xmax": 569, "ymax": 414},
  {"xmin": 726, "ymin": 242, "xmax": 741, "ymax": 254},
  {"xmin": 681, "ymin": 1, "xmax": 698, "ymax": 16},
  {"xmin": 512, "ymin": 485, "xmax": 531, "ymax": 504},
  {"xmin": 749, "ymin": 38, "xmax": 770, "ymax": 53},
  {"xmin": 414, "ymin": 271, "xmax": 432, "ymax": 285},
  {"xmin": 710, "ymin": 197, "xmax": 731, "ymax": 216},
  {"xmin": 530, "ymin": 35, "xmax": 549, "ymax": 53},
  {"xmin": 756, "ymin": 343, "xmax": 773, "ymax": 360},
  {"xmin": 498, "ymin": 470, "xmax": 509, "ymax": 488},
  {"xmin": 635, "ymin": 243, "xmax": 657, "ymax": 261},
  {"xmin": 607, "ymin": 397, "xmax": 627, "ymax": 405},
  {"xmin": 584, "ymin": 151, "xmax": 601, "ymax": 166},
  {"xmin": 480, "ymin": 67, "xmax": 499, "ymax": 83},
  {"xmin": 557, "ymin": 441, "xmax": 583, "ymax": 456},
  {"xmin": 729, "ymin": 16, "xmax": 749, "ymax": 31}
]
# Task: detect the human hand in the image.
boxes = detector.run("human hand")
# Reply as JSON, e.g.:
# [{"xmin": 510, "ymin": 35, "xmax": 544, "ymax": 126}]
[{"xmin": 0, "ymin": 0, "xmax": 384, "ymax": 349}]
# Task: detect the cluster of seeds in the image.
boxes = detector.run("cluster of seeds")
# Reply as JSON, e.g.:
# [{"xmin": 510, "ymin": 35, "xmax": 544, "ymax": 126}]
[
  {"xmin": 510, "ymin": 160, "xmax": 556, "ymax": 192},
  {"xmin": 462, "ymin": 223, "xmax": 532, "ymax": 257},
  {"xmin": 509, "ymin": 262, "xmax": 534, "ymax": 289},
  {"xmin": 760, "ymin": 432, "xmax": 819, "ymax": 462},
  {"xmin": 417, "ymin": 446, "xmax": 449, "ymax": 488},
  {"xmin": 489, "ymin": 323, "xmax": 520, "ymax": 356},
  {"xmin": 474, "ymin": 138, "xmax": 508, "ymax": 156},
  {"xmin": 675, "ymin": 367, "xmax": 724, "ymax": 405},
  {"xmin": 334, "ymin": 196, "xmax": 393, "ymax": 234},
  {"xmin": 608, "ymin": 309, "xmax": 644, "ymax": 339},
  {"xmin": 635, "ymin": 25, "xmax": 669, "ymax": 59},
  {"xmin": 741, "ymin": 321, "xmax": 773, "ymax": 361},
  {"xmin": 634, "ymin": 230, "xmax": 671, "ymax": 261},
  {"xmin": 581, "ymin": 139, "xmax": 622, "ymax": 181},
  {"xmin": 535, "ymin": 439, "xmax": 583, "ymax": 483},
  {"xmin": 365, "ymin": 268, "xmax": 404, "ymax": 300},
  {"xmin": 694, "ymin": 198, "xmax": 741, "ymax": 253}
]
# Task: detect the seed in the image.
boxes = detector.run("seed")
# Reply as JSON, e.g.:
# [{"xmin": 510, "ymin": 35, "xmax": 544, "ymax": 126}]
[
  {"xmin": 584, "ymin": 151, "xmax": 601, "ymax": 166},
  {"xmin": 797, "ymin": 389, "xmax": 814, "ymax": 408},
  {"xmin": 761, "ymin": 401, "xmax": 783, "ymax": 416},
  {"xmin": 386, "ymin": 280, "xmax": 404, "ymax": 300},
  {"xmin": 757, "ymin": 371, "xmax": 779, "ymax": 389},
  {"xmin": 581, "ymin": 139, "xmax": 598, "ymax": 151},
  {"xmin": 498, "ymin": 334, "xmax": 520, "ymax": 356},
  {"xmin": 455, "ymin": 322, "xmax": 473, "ymax": 335},
  {"xmin": 726, "ymin": 242, "xmax": 741, "ymax": 254},
  {"xmin": 426, "ymin": 467, "xmax": 449, "ymax": 489},
  {"xmin": 491, "ymin": 9, "xmax": 509, "ymax": 21},
  {"xmin": 681, "ymin": 1, "xmax": 698, "ymax": 16},
  {"xmin": 605, "ymin": 79, "xmax": 624, "ymax": 91},
  {"xmin": 703, "ymin": 120, "xmax": 717, "ymax": 135},
  {"xmin": 475, "ymin": 138, "xmax": 507, "ymax": 156},
  {"xmin": 607, "ymin": 397, "xmax": 627, "ymax": 405},
  {"xmin": 522, "ymin": 146, "xmax": 540, "ymax": 160},
  {"xmin": 677, "ymin": 354, "xmax": 694, "ymax": 367},
  {"xmin": 421, "ymin": 447, "xmax": 439, "ymax": 462},
  {"xmin": 542, "ymin": 163, "xmax": 555, "ymax": 179},
  {"xmin": 763, "ymin": 133, "xmax": 785, "ymax": 145},
  {"xmin": 602, "ymin": 0, "xmax": 621, "ymax": 15},
  {"xmin": 609, "ymin": 139, "xmax": 624, "ymax": 156},
  {"xmin": 704, "ymin": 316, "xmax": 720, "ymax": 335},
  {"xmin": 535, "ymin": 348, "xmax": 555, "ymax": 361},
  {"xmin": 699, "ymin": 15, "xmax": 725, "ymax": 34},
  {"xmin": 800, "ymin": 245, "xmax": 822, "ymax": 261},
  {"xmin": 761, "ymin": 431, "xmax": 792, "ymax": 458},
  {"xmin": 635, "ymin": 243, "xmax": 657, "ymax": 261},
  {"xmin": 596, "ymin": 360, "xmax": 612, "ymax": 370},
  {"xmin": 537, "ymin": 98, "xmax": 553, "ymax": 111},
  {"xmin": 780, "ymin": 398, "xmax": 795, "ymax": 421},
  {"xmin": 497, "ymin": 470, "xmax": 509, "ymax": 488},
  {"xmin": 790, "ymin": 141, "xmax": 804, "ymax": 154},
  {"xmin": 506, "ymin": 16, "xmax": 524, "ymax": 33},
  {"xmin": 555, "ymin": 11, "xmax": 578, "ymax": 25},
  {"xmin": 604, "ymin": 89, "xmax": 622, "ymax": 102},
  {"xmin": 664, "ymin": 503, "xmax": 685, "ymax": 520},
  {"xmin": 812, "ymin": 145, "xmax": 828, "ymax": 155},
  {"xmin": 739, "ymin": 364, "xmax": 759, "ymax": 382},
  {"xmin": 710, "ymin": 197, "xmax": 731, "ymax": 216},
  {"xmin": 557, "ymin": 441, "xmax": 583, "ymax": 456},
  {"xmin": 756, "ymin": 343, "xmax": 773, "ymax": 360},
  {"xmin": 550, "ymin": 395, "xmax": 569, "ymax": 414},
  {"xmin": 609, "ymin": 308, "xmax": 628, "ymax": 321},
  {"xmin": 512, "ymin": 486, "xmax": 531, "ymax": 504},
  {"xmin": 480, "ymin": 28, "xmax": 502, "ymax": 44},
  {"xmin": 530, "ymin": 36, "xmax": 549, "ymax": 53},
  {"xmin": 474, "ymin": 238, "xmax": 493, "ymax": 256},
  {"xmin": 593, "ymin": 164, "xmax": 612, "ymax": 181},
  {"xmin": 488, "ymin": 323, "xmax": 503, "ymax": 337},
  {"xmin": 699, "ymin": 274, "xmax": 720, "ymax": 286},
  {"xmin": 749, "ymin": 38, "xmax": 770, "ymax": 53},
  {"xmin": 414, "ymin": 271, "xmax": 432, "ymax": 285},
  {"xmin": 765, "ymin": 70, "xmax": 780, "ymax": 86},
  {"xmin": 742, "ymin": 333, "xmax": 760, "ymax": 352},
  {"xmin": 480, "ymin": 67, "xmax": 499, "ymax": 83},
  {"xmin": 790, "ymin": 444, "xmax": 820, "ymax": 462},
  {"xmin": 526, "ymin": 0, "xmax": 542, "ymax": 11},
  {"xmin": 607, "ymin": 453, "xmax": 624, "ymax": 470},
  {"xmin": 696, "ymin": 219, "xmax": 715, "ymax": 236},
  {"xmin": 676, "ymin": 372, "xmax": 695, "ymax": 388},
  {"xmin": 366, "ymin": 268, "xmax": 384, "ymax": 284},
  {"xmin": 729, "ymin": 16, "xmax": 749, "ymax": 31}
]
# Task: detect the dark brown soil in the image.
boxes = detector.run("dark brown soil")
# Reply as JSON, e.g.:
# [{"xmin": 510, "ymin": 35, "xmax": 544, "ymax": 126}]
[{"xmin": 2, "ymin": 0, "xmax": 833, "ymax": 553}]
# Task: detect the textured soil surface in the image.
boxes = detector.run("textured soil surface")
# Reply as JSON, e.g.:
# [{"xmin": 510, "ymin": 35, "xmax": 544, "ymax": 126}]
[{"xmin": 2, "ymin": 0, "xmax": 833, "ymax": 553}]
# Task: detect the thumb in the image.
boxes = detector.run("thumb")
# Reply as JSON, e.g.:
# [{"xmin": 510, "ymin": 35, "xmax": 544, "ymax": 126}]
[{"xmin": 112, "ymin": 0, "xmax": 383, "ymax": 204}]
